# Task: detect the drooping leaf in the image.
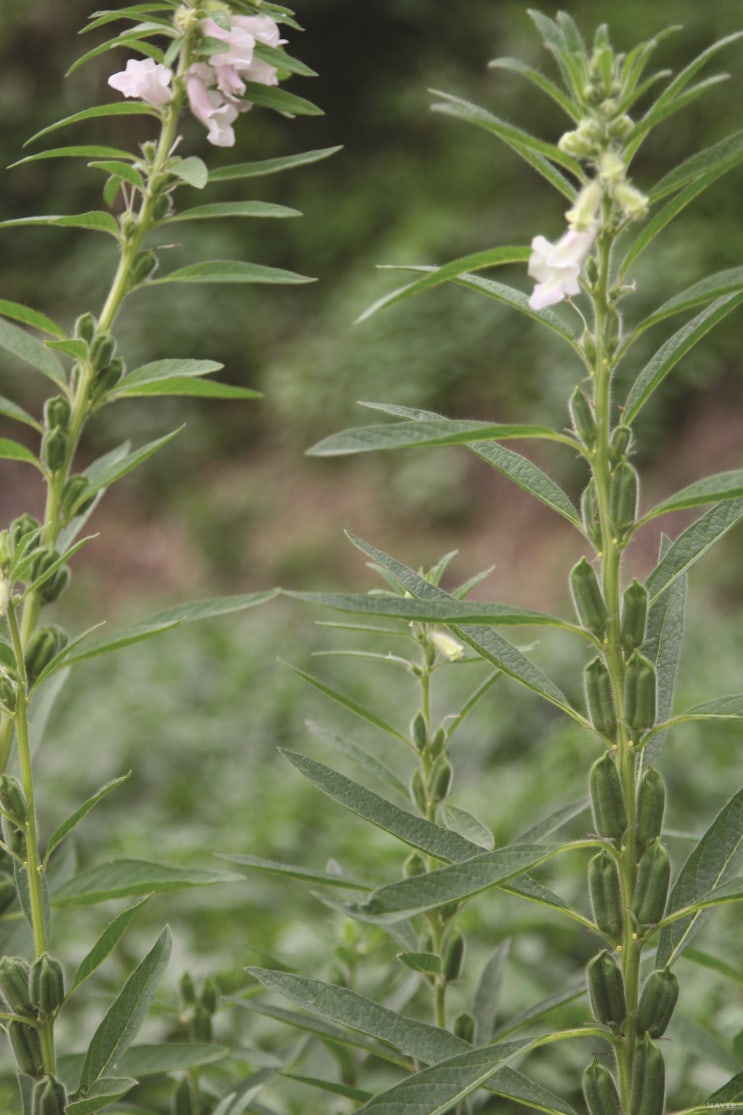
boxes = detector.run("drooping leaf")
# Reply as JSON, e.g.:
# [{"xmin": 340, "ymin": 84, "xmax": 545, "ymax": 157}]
[
  {"xmin": 644, "ymin": 500, "xmax": 743, "ymax": 603},
  {"xmin": 0, "ymin": 298, "xmax": 65, "ymax": 337},
  {"xmin": 167, "ymin": 201, "xmax": 301, "ymax": 222},
  {"xmin": 79, "ymin": 927, "xmax": 172, "ymax": 1089},
  {"xmin": 0, "ymin": 317, "xmax": 66, "ymax": 385},
  {"xmin": 72, "ymin": 899, "xmax": 151, "ymax": 991},
  {"xmin": 52, "ymin": 859, "xmax": 237, "ymax": 907},
  {"xmin": 221, "ymin": 853, "xmax": 371, "ymax": 891},
  {"xmin": 152, "ymin": 260, "xmax": 315, "ymax": 285},
  {"xmin": 309, "ymin": 414, "xmax": 574, "ymax": 457},
  {"xmin": 643, "ymin": 534, "xmax": 687, "ymax": 764},
  {"xmin": 25, "ymin": 102, "xmax": 159, "ymax": 146},
  {"xmin": 656, "ymin": 788, "xmax": 743, "ymax": 967},
  {"xmin": 207, "ymin": 145, "xmax": 342, "ymax": 182},
  {"xmin": 46, "ymin": 774, "xmax": 131, "ymax": 859}
]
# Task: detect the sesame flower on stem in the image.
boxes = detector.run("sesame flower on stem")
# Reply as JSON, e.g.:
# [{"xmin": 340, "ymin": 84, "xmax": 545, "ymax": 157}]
[
  {"xmin": 108, "ymin": 58, "xmax": 173, "ymax": 106},
  {"xmin": 186, "ymin": 67, "xmax": 240, "ymax": 147},
  {"xmin": 528, "ymin": 226, "xmax": 596, "ymax": 311}
]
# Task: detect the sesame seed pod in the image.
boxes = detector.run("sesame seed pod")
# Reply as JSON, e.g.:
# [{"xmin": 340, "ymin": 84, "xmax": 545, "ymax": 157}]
[
  {"xmin": 8, "ymin": 1020, "xmax": 44, "ymax": 1078},
  {"xmin": 629, "ymin": 1035, "xmax": 666, "ymax": 1115},
  {"xmin": 171, "ymin": 1077, "xmax": 196, "ymax": 1115},
  {"xmin": 585, "ymin": 659, "xmax": 617, "ymax": 739},
  {"xmin": 637, "ymin": 967, "xmax": 679, "ymax": 1039},
  {"xmin": 589, "ymin": 752, "xmax": 627, "ymax": 841},
  {"xmin": 31, "ymin": 1075, "xmax": 67, "ymax": 1115},
  {"xmin": 636, "ymin": 767, "xmax": 666, "ymax": 851},
  {"xmin": 609, "ymin": 424, "xmax": 632, "ymax": 465},
  {"xmin": 570, "ymin": 557, "xmax": 608, "ymax": 636},
  {"xmin": 589, "ymin": 851, "xmax": 624, "ymax": 943},
  {"xmin": 0, "ymin": 955, "xmax": 34, "ymax": 1016},
  {"xmin": 587, "ymin": 949, "xmax": 627, "ymax": 1028},
  {"xmin": 442, "ymin": 928, "xmax": 466, "ymax": 982},
  {"xmin": 430, "ymin": 755, "xmax": 453, "ymax": 804},
  {"xmin": 624, "ymin": 651, "xmax": 657, "ymax": 735},
  {"xmin": 454, "ymin": 1011, "xmax": 475, "ymax": 1043},
  {"xmin": 569, "ymin": 386, "xmax": 596, "ymax": 447},
  {"xmin": 40, "ymin": 427, "xmax": 67, "ymax": 473},
  {"xmin": 583, "ymin": 1059, "xmax": 622, "ymax": 1115},
  {"xmin": 581, "ymin": 481, "xmax": 602, "ymax": 547},
  {"xmin": 30, "ymin": 953, "xmax": 65, "ymax": 1016},
  {"xmin": 621, "ymin": 579, "xmax": 648, "ymax": 655},
  {"xmin": 633, "ymin": 840, "xmax": 671, "ymax": 927},
  {"xmin": 609, "ymin": 460, "xmax": 639, "ymax": 537}
]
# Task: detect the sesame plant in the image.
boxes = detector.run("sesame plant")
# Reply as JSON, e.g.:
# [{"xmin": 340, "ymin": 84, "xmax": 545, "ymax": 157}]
[
  {"xmin": 234, "ymin": 13, "xmax": 743, "ymax": 1115},
  {"xmin": 0, "ymin": 2, "xmax": 332, "ymax": 1112}
]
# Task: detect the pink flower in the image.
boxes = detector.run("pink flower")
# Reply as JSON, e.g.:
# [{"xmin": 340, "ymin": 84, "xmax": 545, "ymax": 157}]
[
  {"xmin": 232, "ymin": 14, "xmax": 286, "ymax": 48},
  {"xmin": 108, "ymin": 58, "xmax": 173, "ymax": 106},
  {"xmin": 527, "ymin": 227, "xmax": 596, "ymax": 310},
  {"xmin": 186, "ymin": 71, "xmax": 239, "ymax": 147}
]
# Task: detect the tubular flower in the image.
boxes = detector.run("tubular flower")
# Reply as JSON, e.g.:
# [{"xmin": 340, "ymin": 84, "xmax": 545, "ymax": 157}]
[
  {"xmin": 528, "ymin": 226, "xmax": 596, "ymax": 310},
  {"xmin": 108, "ymin": 58, "xmax": 173, "ymax": 106}
]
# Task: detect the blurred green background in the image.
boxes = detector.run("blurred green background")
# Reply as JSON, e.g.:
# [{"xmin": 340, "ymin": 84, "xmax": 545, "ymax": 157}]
[{"xmin": 1, "ymin": 1, "xmax": 743, "ymax": 1111}]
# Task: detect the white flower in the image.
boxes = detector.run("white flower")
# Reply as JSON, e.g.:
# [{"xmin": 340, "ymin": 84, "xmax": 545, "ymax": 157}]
[
  {"xmin": 186, "ymin": 71, "xmax": 239, "ymax": 146},
  {"xmin": 431, "ymin": 631, "xmax": 465, "ymax": 661},
  {"xmin": 233, "ymin": 14, "xmax": 286, "ymax": 48},
  {"xmin": 528, "ymin": 226, "xmax": 596, "ymax": 311},
  {"xmin": 108, "ymin": 58, "xmax": 173, "ymax": 106}
]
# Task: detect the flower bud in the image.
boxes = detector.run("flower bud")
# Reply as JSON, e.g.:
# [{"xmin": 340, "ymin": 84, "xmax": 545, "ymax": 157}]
[
  {"xmin": 25, "ymin": 625, "xmax": 68, "ymax": 684},
  {"xmin": 454, "ymin": 1011, "xmax": 475, "ymax": 1043},
  {"xmin": 613, "ymin": 180, "xmax": 649, "ymax": 221},
  {"xmin": 565, "ymin": 180, "xmax": 602, "ymax": 231},
  {"xmin": 441, "ymin": 927, "xmax": 466, "ymax": 982},
  {"xmin": 10, "ymin": 514, "xmax": 40, "ymax": 553},
  {"xmin": 430, "ymin": 755, "xmax": 453, "ymax": 804},
  {"xmin": 130, "ymin": 249, "xmax": 158, "ymax": 285},
  {"xmin": 40, "ymin": 427, "xmax": 67, "ymax": 473},
  {"xmin": 171, "ymin": 1077, "xmax": 196, "ymax": 1115},
  {"xmin": 38, "ymin": 566, "xmax": 70, "ymax": 606},
  {"xmin": 43, "ymin": 396, "xmax": 71, "ymax": 431},
  {"xmin": 411, "ymin": 711, "xmax": 428, "ymax": 752},
  {"xmin": 61, "ymin": 475, "xmax": 96, "ymax": 521},
  {"xmin": 92, "ymin": 356, "xmax": 125, "ymax": 398},
  {"xmin": 192, "ymin": 1003, "xmax": 212, "ymax": 1041},
  {"xmin": 430, "ymin": 726, "xmax": 447, "ymax": 759},
  {"xmin": 90, "ymin": 332, "xmax": 115, "ymax": 371},
  {"xmin": 430, "ymin": 630, "xmax": 464, "ymax": 661},
  {"xmin": 200, "ymin": 978, "xmax": 219, "ymax": 1015},
  {"xmin": 179, "ymin": 971, "xmax": 197, "ymax": 1006}
]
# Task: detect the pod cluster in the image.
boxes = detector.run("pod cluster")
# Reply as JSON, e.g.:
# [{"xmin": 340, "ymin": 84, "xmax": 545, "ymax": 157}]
[{"xmin": 0, "ymin": 952, "xmax": 66, "ymax": 1106}]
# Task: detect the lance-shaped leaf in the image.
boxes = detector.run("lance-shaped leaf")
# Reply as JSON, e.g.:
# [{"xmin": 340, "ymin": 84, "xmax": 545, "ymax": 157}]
[
  {"xmin": 46, "ymin": 774, "xmax": 131, "ymax": 860},
  {"xmin": 431, "ymin": 89, "xmax": 580, "ymax": 199},
  {"xmin": 707, "ymin": 1070, "xmax": 743, "ymax": 1104},
  {"xmin": 79, "ymin": 926, "xmax": 171, "ymax": 1090},
  {"xmin": 67, "ymin": 1078, "xmax": 138, "ymax": 1115},
  {"xmin": 9, "ymin": 145, "xmax": 136, "ymax": 168},
  {"xmin": 166, "ymin": 201, "xmax": 301, "ymax": 222},
  {"xmin": 306, "ymin": 719, "xmax": 409, "ymax": 800},
  {"xmin": 644, "ymin": 500, "xmax": 743, "ymax": 603},
  {"xmin": 221, "ymin": 853, "xmax": 371, "ymax": 892},
  {"xmin": 207, "ymin": 145, "xmax": 342, "ymax": 182},
  {"xmin": 89, "ymin": 159, "xmax": 145, "ymax": 192},
  {"xmin": 67, "ymin": 30, "xmax": 168, "ymax": 76},
  {"xmin": 25, "ymin": 102, "xmax": 159, "ymax": 146},
  {"xmin": 116, "ymin": 1042, "xmax": 228, "ymax": 1075},
  {"xmin": 643, "ymin": 535, "xmax": 686, "ymax": 764},
  {"xmin": 488, "ymin": 56, "xmax": 577, "ymax": 119},
  {"xmin": 352, "ymin": 843, "xmax": 564, "ymax": 921},
  {"xmin": 640, "ymin": 469, "xmax": 743, "ymax": 523},
  {"xmin": 473, "ymin": 942, "xmax": 510, "ymax": 1045},
  {"xmin": 84, "ymin": 429, "xmax": 183, "ymax": 493},
  {"xmin": 309, "ymin": 416, "xmax": 570, "ymax": 457},
  {"xmin": 52, "ymin": 859, "xmax": 238, "ymax": 907},
  {"xmin": 356, "ymin": 246, "xmax": 531, "ymax": 323},
  {"xmin": 0, "ymin": 438, "xmax": 42, "ymax": 469},
  {"xmin": 0, "ymin": 396, "xmax": 41, "ymax": 430},
  {"xmin": 279, "ymin": 749, "xmax": 481, "ymax": 863},
  {"xmin": 625, "ymin": 75, "xmax": 730, "ymax": 157},
  {"xmin": 440, "ymin": 804, "xmax": 494, "ymax": 850},
  {"xmin": 623, "ymin": 295, "xmax": 743, "ymax": 424},
  {"xmin": 660, "ymin": 875, "xmax": 743, "ymax": 924},
  {"xmin": 238, "ymin": 82, "xmax": 323, "ymax": 117},
  {"xmin": 629, "ymin": 266, "xmax": 743, "ymax": 341},
  {"xmin": 528, "ymin": 11, "xmax": 584, "ymax": 100},
  {"xmin": 114, "ymin": 357, "xmax": 222, "ymax": 389},
  {"xmin": 674, "ymin": 694, "xmax": 743, "ymax": 722},
  {"xmin": 151, "ymin": 260, "xmax": 315, "ymax": 285},
  {"xmin": 115, "ymin": 378, "xmax": 261, "ymax": 400},
  {"xmin": 72, "ymin": 899, "xmax": 150, "ymax": 991},
  {"xmin": 0, "ymin": 317, "xmax": 66, "ymax": 386},
  {"xmin": 656, "ymin": 788, "xmax": 743, "ymax": 967},
  {"xmin": 285, "ymin": 664, "xmax": 408, "ymax": 743},
  {"xmin": 0, "ymin": 298, "xmax": 65, "ymax": 337},
  {"xmin": 0, "ymin": 211, "xmax": 117, "ymax": 236}
]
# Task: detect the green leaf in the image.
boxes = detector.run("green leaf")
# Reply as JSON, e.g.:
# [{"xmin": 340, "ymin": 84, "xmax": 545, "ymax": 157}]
[
  {"xmin": 0, "ymin": 298, "xmax": 65, "ymax": 338},
  {"xmin": 52, "ymin": 859, "xmax": 236, "ymax": 907},
  {"xmin": 353, "ymin": 843, "xmax": 562, "ymax": 921},
  {"xmin": 152, "ymin": 260, "xmax": 315, "ymax": 285},
  {"xmin": 624, "ymin": 296, "xmax": 743, "ymax": 424},
  {"xmin": 684, "ymin": 947, "xmax": 743, "ymax": 987},
  {"xmin": 641, "ymin": 470, "xmax": 743, "ymax": 522},
  {"xmin": 488, "ymin": 56, "xmax": 577, "ymax": 119},
  {"xmin": 634, "ymin": 266, "xmax": 743, "ymax": 338},
  {"xmin": 79, "ymin": 927, "xmax": 171, "ymax": 1090},
  {"xmin": 46, "ymin": 774, "xmax": 131, "ymax": 859},
  {"xmin": 25, "ymin": 102, "xmax": 158, "ymax": 146},
  {"xmin": 440, "ymin": 803, "xmax": 494, "ymax": 850},
  {"xmin": 167, "ymin": 201, "xmax": 301, "ymax": 222},
  {"xmin": 117, "ymin": 358, "xmax": 222, "ymax": 387},
  {"xmin": 208, "ymin": 145, "xmax": 342, "ymax": 182},
  {"xmin": 492, "ymin": 978, "xmax": 586, "ymax": 1040},
  {"xmin": 356, "ymin": 246, "xmax": 532, "ymax": 322},
  {"xmin": 83, "ymin": 429, "xmax": 182, "ymax": 493},
  {"xmin": 89, "ymin": 160, "xmax": 145, "ymax": 192},
  {"xmin": 117, "ymin": 1042, "xmax": 228, "ymax": 1075},
  {"xmin": 67, "ymin": 1078, "xmax": 138, "ymax": 1115},
  {"xmin": 516, "ymin": 798, "xmax": 589, "ymax": 842},
  {"xmin": 626, "ymin": 76, "xmax": 731, "ymax": 157},
  {"xmin": 63, "ymin": 589, "xmax": 278, "ymax": 665},
  {"xmin": 667, "ymin": 694, "xmax": 743, "ymax": 726},
  {"xmin": 398, "ymin": 952, "xmax": 442, "ymax": 976},
  {"xmin": 279, "ymin": 750, "xmax": 481, "ymax": 863},
  {"xmin": 284, "ymin": 664, "xmax": 408, "ymax": 743},
  {"xmin": 663, "ymin": 875, "xmax": 743, "ymax": 920},
  {"xmin": 10, "ymin": 145, "xmax": 135, "ymax": 168},
  {"xmin": 83, "ymin": 7, "xmax": 177, "ymax": 35},
  {"xmin": 656, "ymin": 788, "xmax": 743, "ymax": 967},
  {"xmin": 430, "ymin": 89, "xmax": 580, "ymax": 199},
  {"xmin": 238, "ymin": 82, "xmax": 323, "ymax": 117},
  {"xmin": 644, "ymin": 500, "xmax": 743, "ymax": 604},
  {"xmin": 221, "ymin": 853, "xmax": 371, "ymax": 891},
  {"xmin": 428, "ymin": 267, "xmax": 580, "ymax": 342},
  {"xmin": 0, "ymin": 211, "xmax": 120, "ymax": 236},
  {"xmin": 0, "ymin": 396, "xmax": 40, "ymax": 430},
  {"xmin": 246, "ymin": 999, "xmax": 406, "ymax": 1066},
  {"xmin": 0, "ymin": 317, "xmax": 66, "ymax": 385},
  {"xmin": 473, "ymin": 942, "xmax": 509, "ymax": 1045},
  {"xmin": 309, "ymin": 417, "xmax": 570, "ymax": 457},
  {"xmin": 67, "ymin": 31, "xmax": 167, "ymax": 76},
  {"xmin": 0, "ymin": 438, "xmax": 41, "ymax": 469},
  {"xmin": 46, "ymin": 338, "xmax": 89, "ymax": 360},
  {"xmin": 643, "ymin": 535, "xmax": 687, "ymax": 764},
  {"xmin": 708, "ymin": 1069, "xmax": 743, "ymax": 1104},
  {"xmin": 72, "ymin": 899, "xmax": 151, "ymax": 991},
  {"xmin": 169, "ymin": 155, "xmax": 208, "ymax": 189},
  {"xmin": 528, "ymin": 10, "xmax": 584, "ymax": 98},
  {"xmin": 281, "ymin": 1075, "xmax": 370, "ymax": 1103},
  {"xmin": 305, "ymin": 719, "xmax": 409, "ymax": 800},
  {"xmin": 115, "ymin": 377, "xmax": 261, "ymax": 400}
]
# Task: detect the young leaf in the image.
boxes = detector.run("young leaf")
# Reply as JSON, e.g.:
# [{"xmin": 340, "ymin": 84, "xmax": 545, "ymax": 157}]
[
  {"xmin": 488, "ymin": 57, "xmax": 578, "ymax": 119},
  {"xmin": 278, "ymin": 749, "xmax": 482, "ymax": 862},
  {"xmin": 151, "ymin": 260, "xmax": 315, "ymax": 285},
  {"xmin": 166, "ymin": 201, "xmax": 301, "ymax": 222},
  {"xmin": 52, "ymin": 859, "xmax": 237, "ymax": 907},
  {"xmin": 0, "ymin": 317, "xmax": 66, "ymax": 386},
  {"xmin": 0, "ymin": 397, "xmax": 40, "ymax": 430},
  {"xmin": 0, "ymin": 298, "xmax": 65, "ymax": 337},
  {"xmin": 46, "ymin": 774, "xmax": 131, "ymax": 859},
  {"xmin": 440, "ymin": 803, "xmax": 494, "ymax": 850},
  {"xmin": 10, "ymin": 145, "xmax": 136, "ymax": 168},
  {"xmin": 79, "ymin": 926, "xmax": 172, "ymax": 1090},
  {"xmin": 207, "ymin": 145, "xmax": 342, "ymax": 181},
  {"xmin": 72, "ymin": 899, "xmax": 151, "ymax": 991},
  {"xmin": 169, "ymin": 155, "xmax": 208, "ymax": 189},
  {"xmin": 656, "ymin": 788, "xmax": 743, "ymax": 967},
  {"xmin": 644, "ymin": 500, "xmax": 743, "ymax": 604},
  {"xmin": 238, "ymin": 83, "xmax": 323, "ymax": 117}
]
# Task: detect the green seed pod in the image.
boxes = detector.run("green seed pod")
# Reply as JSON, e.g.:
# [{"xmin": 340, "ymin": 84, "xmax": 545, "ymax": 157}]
[
  {"xmin": 624, "ymin": 651, "xmax": 656, "ymax": 735},
  {"xmin": 8, "ymin": 1020, "xmax": 44, "ymax": 1078},
  {"xmin": 589, "ymin": 752, "xmax": 626, "ymax": 840},
  {"xmin": 200, "ymin": 978, "xmax": 219, "ymax": 1015},
  {"xmin": 43, "ymin": 396, "xmax": 71, "ymax": 432},
  {"xmin": 130, "ymin": 249, "xmax": 158, "ymax": 284},
  {"xmin": 0, "ymin": 775, "xmax": 27, "ymax": 826},
  {"xmin": 25, "ymin": 625, "xmax": 68, "ymax": 684},
  {"xmin": 10, "ymin": 514, "xmax": 41, "ymax": 553},
  {"xmin": 637, "ymin": 967, "xmax": 679, "ymax": 1038},
  {"xmin": 192, "ymin": 1003, "xmax": 212, "ymax": 1041},
  {"xmin": 37, "ymin": 566, "xmax": 70, "ymax": 606},
  {"xmin": 636, "ymin": 767, "xmax": 666, "ymax": 850},
  {"xmin": 633, "ymin": 840, "xmax": 671, "ymax": 926},
  {"xmin": 0, "ymin": 872, "xmax": 16, "ymax": 913},
  {"xmin": 152, "ymin": 193, "xmax": 172, "ymax": 222},
  {"xmin": 442, "ymin": 928, "xmax": 466, "ymax": 982},
  {"xmin": 179, "ymin": 971, "xmax": 197, "ymax": 1006},
  {"xmin": 630, "ymin": 1034, "xmax": 666, "ymax": 1115},
  {"xmin": 581, "ymin": 481, "xmax": 602, "ymax": 547},
  {"xmin": 588, "ymin": 851, "xmax": 624, "ymax": 943},
  {"xmin": 0, "ymin": 955, "xmax": 34, "ymax": 1016},
  {"xmin": 621, "ymin": 579, "xmax": 648, "ymax": 655},
  {"xmin": 171, "ymin": 1077, "xmax": 195, "ymax": 1115},
  {"xmin": 583, "ymin": 1059, "xmax": 621, "ymax": 1115},
  {"xmin": 404, "ymin": 851, "xmax": 426, "ymax": 878},
  {"xmin": 587, "ymin": 949, "xmax": 626, "ymax": 1028},
  {"xmin": 90, "ymin": 332, "xmax": 115, "ymax": 371},
  {"xmin": 585, "ymin": 659, "xmax": 617, "ymax": 739},
  {"xmin": 31, "ymin": 1075, "xmax": 67, "ymax": 1115},
  {"xmin": 430, "ymin": 755, "xmax": 453, "ymax": 804},
  {"xmin": 93, "ymin": 355, "xmax": 125, "ymax": 396},
  {"xmin": 74, "ymin": 312, "xmax": 96, "ymax": 343},
  {"xmin": 30, "ymin": 954, "xmax": 65, "ymax": 1016},
  {"xmin": 569, "ymin": 386, "xmax": 596, "ymax": 447},
  {"xmin": 40, "ymin": 426, "xmax": 67, "ymax": 473},
  {"xmin": 609, "ymin": 460, "xmax": 639, "ymax": 537},
  {"xmin": 430, "ymin": 726, "xmax": 447, "ymax": 759},
  {"xmin": 61, "ymin": 475, "xmax": 96, "ymax": 521},
  {"xmin": 570, "ymin": 557, "xmax": 608, "ymax": 636},
  {"xmin": 0, "ymin": 675, "xmax": 16, "ymax": 713},
  {"xmin": 454, "ymin": 1011, "xmax": 475, "ymax": 1043},
  {"xmin": 411, "ymin": 711, "xmax": 428, "ymax": 752},
  {"xmin": 410, "ymin": 768, "xmax": 428, "ymax": 814}
]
